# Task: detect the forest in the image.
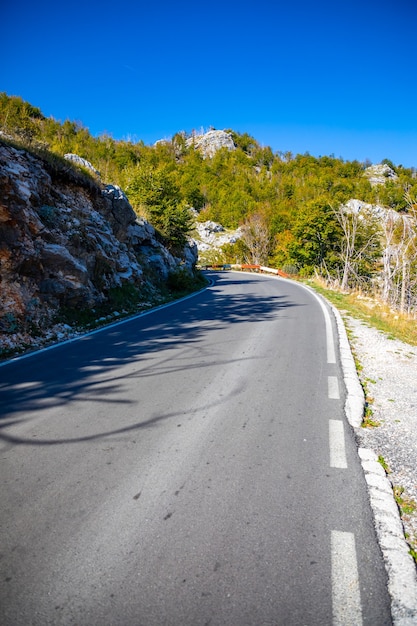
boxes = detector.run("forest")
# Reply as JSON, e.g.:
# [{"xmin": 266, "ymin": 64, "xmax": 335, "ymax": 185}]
[{"xmin": 1, "ymin": 92, "xmax": 417, "ymax": 315}]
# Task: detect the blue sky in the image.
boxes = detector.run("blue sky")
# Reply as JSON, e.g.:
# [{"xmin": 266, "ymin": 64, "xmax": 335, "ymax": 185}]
[{"xmin": 2, "ymin": 0, "xmax": 416, "ymax": 166}]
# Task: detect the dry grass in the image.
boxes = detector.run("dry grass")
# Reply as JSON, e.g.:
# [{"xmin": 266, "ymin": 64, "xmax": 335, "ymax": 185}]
[{"xmin": 306, "ymin": 278, "xmax": 417, "ymax": 346}]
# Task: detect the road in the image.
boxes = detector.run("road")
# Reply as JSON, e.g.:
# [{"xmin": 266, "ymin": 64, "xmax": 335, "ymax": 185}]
[{"xmin": 0, "ymin": 272, "xmax": 392, "ymax": 625}]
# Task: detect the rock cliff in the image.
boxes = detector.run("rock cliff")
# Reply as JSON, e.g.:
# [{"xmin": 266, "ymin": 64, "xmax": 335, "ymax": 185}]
[{"xmin": 0, "ymin": 142, "xmax": 197, "ymax": 355}]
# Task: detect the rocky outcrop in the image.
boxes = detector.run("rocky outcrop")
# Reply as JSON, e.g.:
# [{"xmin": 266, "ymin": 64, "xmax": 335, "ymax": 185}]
[
  {"xmin": 0, "ymin": 142, "xmax": 197, "ymax": 353},
  {"xmin": 343, "ymin": 198, "xmax": 401, "ymax": 222},
  {"xmin": 364, "ymin": 163, "xmax": 398, "ymax": 186},
  {"xmin": 195, "ymin": 220, "xmax": 242, "ymax": 253},
  {"xmin": 186, "ymin": 130, "xmax": 235, "ymax": 158},
  {"xmin": 64, "ymin": 153, "xmax": 101, "ymax": 178}
]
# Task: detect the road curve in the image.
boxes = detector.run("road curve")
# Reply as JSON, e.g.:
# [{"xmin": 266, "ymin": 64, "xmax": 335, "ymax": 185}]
[{"xmin": 0, "ymin": 272, "xmax": 392, "ymax": 625}]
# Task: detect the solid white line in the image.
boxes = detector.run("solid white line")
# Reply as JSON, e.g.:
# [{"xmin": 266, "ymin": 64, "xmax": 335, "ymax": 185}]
[
  {"xmin": 294, "ymin": 282, "xmax": 336, "ymax": 364},
  {"xmin": 312, "ymin": 290, "xmax": 336, "ymax": 364},
  {"xmin": 331, "ymin": 530, "xmax": 363, "ymax": 626},
  {"xmin": 328, "ymin": 376, "xmax": 340, "ymax": 399},
  {"xmin": 329, "ymin": 420, "xmax": 348, "ymax": 469}
]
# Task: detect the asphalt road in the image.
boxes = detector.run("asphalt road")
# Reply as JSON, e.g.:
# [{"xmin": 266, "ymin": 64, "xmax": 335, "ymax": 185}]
[{"xmin": 0, "ymin": 272, "xmax": 392, "ymax": 625}]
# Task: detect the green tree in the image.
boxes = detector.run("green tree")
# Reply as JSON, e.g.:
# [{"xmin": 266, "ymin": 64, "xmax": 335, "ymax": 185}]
[
  {"xmin": 289, "ymin": 199, "xmax": 342, "ymax": 276},
  {"xmin": 126, "ymin": 165, "xmax": 192, "ymax": 249},
  {"xmin": 0, "ymin": 92, "xmax": 43, "ymax": 143}
]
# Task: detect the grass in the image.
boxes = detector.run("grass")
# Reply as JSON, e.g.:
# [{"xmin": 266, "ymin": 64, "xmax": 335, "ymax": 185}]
[
  {"xmin": 305, "ymin": 279, "xmax": 417, "ymax": 346},
  {"xmin": 378, "ymin": 455, "xmax": 390, "ymax": 473},
  {"xmin": 393, "ymin": 485, "xmax": 417, "ymax": 516},
  {"xmin": 362, "ymin": 406, "xmax": 380, "ymax": 428}
]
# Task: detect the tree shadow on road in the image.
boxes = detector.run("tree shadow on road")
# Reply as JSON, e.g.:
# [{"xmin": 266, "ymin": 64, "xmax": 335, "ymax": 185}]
[{"xmin": 0, "ymin": 273, "xmax": 302, "ymax": 445}]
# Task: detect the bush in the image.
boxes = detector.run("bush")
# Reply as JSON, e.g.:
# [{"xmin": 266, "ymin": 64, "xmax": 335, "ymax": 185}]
[{"xmin": 167, "ymin": 268, "xmax": 207, "ymax": 293}]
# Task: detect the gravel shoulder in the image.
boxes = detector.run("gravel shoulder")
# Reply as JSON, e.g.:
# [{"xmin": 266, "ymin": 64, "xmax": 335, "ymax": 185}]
[{"xmin": 340, "ymin": 312, "xmax": 417, "ymax": 625}]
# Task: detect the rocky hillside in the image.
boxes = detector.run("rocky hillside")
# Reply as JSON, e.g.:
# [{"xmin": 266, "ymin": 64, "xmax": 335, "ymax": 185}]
[{"xmin": 0, "ymin": 141, "xmax": 198, "ymax": 357}]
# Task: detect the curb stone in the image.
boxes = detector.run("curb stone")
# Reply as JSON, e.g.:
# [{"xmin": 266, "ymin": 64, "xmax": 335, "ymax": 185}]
[
  {"xmin": 331, "ymin": 303, "xmax": 365, "ymax": 429},
  {"xmin": 331, "ymin": 303, "xmax": 417, "ymax": 625}
]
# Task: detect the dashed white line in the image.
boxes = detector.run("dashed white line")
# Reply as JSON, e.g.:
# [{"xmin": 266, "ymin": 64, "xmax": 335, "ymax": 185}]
[
  {"xmin": 331, "ymin": 530, "xmax": 363, "ymax": 626},
  {"xmin": 329, "ymin": 420, "xmax": 347, "ymax": 469},
  {"xmin": 328, "ymin": 376, "xmax": 340, "ymax": 399}
]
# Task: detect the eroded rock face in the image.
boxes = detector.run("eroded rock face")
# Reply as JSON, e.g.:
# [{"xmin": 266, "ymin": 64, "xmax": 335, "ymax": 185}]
[{"xmin": 0, "ymin": 143, "xmax": 197, "ymax": 353}]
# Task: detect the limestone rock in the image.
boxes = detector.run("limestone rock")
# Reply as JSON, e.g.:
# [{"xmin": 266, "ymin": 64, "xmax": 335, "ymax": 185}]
[
  {"xmin": 364, "ymin": 163, "xmax": 398, "ymax": 186},
  {"xmin": 195, "ymin": 220, "xmax": 242, "ymax": 253},
  {"xmin": 186, "ymin": 130, "xmax": 235, "ymax": 158},
  {"xmin": 343, "ymin": 198, "xmax": 401, "ymax": 222},
  {"xmin": 64, "ymin": 153, "xmax": 101, "ymax": 177},
  {"xmin": 196, "ymin": 221, "xmax": 224, "ymax": 237}
]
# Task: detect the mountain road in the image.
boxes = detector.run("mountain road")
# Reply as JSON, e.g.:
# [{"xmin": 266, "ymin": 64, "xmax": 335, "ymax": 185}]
[{"xmin": 0, "ymin": 271, "xmax": 392, "ymax": 625}]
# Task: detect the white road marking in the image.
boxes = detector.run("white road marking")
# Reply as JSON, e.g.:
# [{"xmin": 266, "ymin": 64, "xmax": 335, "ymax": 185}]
[
  {"xmin": 329, "ymin": 420, "xmax": 347, "ymax": 469},
  {"xmin": 295, "ymin": 283, "xmax": 336, "ymax": 363},
  {"xmin": 331, "ymin": 530, "xmax": 363, "ymax": 626},
  {"xmin": 328, "ymin": 376, "xmax": 340, "ymax": 399}
]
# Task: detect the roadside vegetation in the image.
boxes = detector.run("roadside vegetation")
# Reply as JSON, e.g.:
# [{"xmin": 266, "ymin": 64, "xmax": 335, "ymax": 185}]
[
  {"xmin": 55, "ymin": 270, "xmax": 207, "ymax": 332},
  {"xmin": 307, "ymin": 279, "xmax": 417, "ymax": 346}
]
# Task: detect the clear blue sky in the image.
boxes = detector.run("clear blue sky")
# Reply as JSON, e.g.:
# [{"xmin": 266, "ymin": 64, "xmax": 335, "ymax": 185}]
[{"xmin": 2, "ymin": 0, "xmax": 416, "ymax": 166}]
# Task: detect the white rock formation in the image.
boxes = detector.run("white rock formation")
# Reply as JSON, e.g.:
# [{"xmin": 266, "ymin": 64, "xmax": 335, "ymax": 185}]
[
  {"xmin": 364, "ymin": 163, "xmax": 398, "ymax": 186},
  {"xmin": 343, "ymin": 198, "xmax": 401, "ymax": 222},
  {"xmin": 186, "ymin": 130, "xmax": 235, "ymax": 158},
  {"xmin": 195, "ymin": 220, "xmax": 242, "ymax": 252},
  {"xmin": 64, "ymin": 153, "xmax": 101, "ymax": 177}
]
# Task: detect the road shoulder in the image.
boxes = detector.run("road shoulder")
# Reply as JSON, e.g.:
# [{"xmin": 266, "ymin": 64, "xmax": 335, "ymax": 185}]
[{"xmin": 332, "ymin": 304, "xmax": 417, "ymax": 625}]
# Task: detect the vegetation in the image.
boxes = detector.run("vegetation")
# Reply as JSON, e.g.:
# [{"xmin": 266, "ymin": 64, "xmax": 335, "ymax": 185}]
[
  {"xmin": 54, "ymin": 270, "xmax": 207, "ymax": 332},
  {"xmin": 2, "ymin": 91, "xmax": 417, "ymax": 314},
  {"xmin": 393, "ymin": 485, "xmax": 417, "ymax": 516},
  {"xmin": 378, "ymin": 455, "xmax": 390, "ymax": 473},
  {"xmin": 307, "ymin": 279, "xmax": 417, "ymax": 345}
]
